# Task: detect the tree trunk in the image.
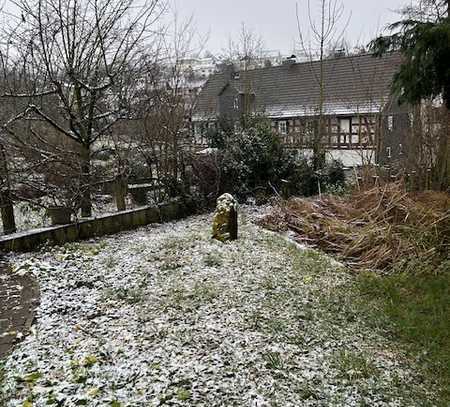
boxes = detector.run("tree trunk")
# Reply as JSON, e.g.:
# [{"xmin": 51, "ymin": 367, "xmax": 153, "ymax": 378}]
[
  {"xmin": 312, "ymin": 121, "xmax": 326, "ymax": 171},
  {"xmin": 80, "ymin": 144, "xmax": 92, "ymax": 217},
  {"xmin": 313, "ymin": 0, "xmax": 327, "ymax": 172},
  {"xmin": 114, "ymin": 175, "xmax": 127, "ymax": 211},
  {"xmin": 0, "ymin": 143, "xmax": 16, "ymax": 234},
  {"xmin": 0, "ymin": 195, "xmax": 16, "ymax": 235},
  {"xmin": 432, "ymin": 109, "xmax": 450, "ymax": 191}
]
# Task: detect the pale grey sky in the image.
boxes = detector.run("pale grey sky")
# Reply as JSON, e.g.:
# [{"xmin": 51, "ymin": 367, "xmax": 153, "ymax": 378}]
[{"xmin": 174, "ymin": 0, "xmax": 411, "ymax": 56}]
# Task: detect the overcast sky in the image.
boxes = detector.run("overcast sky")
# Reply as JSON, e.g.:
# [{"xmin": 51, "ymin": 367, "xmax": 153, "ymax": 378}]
[{"xmin": 174, "ymin": 0, "xmax": 411, "ymax": 56}]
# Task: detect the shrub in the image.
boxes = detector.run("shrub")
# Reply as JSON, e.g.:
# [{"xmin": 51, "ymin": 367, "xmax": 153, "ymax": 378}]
[{"xmin": 191, "ymin": 115, "xmax": 346, "ymax": 203}]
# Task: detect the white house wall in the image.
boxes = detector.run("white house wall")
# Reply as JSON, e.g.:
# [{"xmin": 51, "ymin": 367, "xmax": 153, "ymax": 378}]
[
  {"xmin": 299, "ymin": 149, "xmax": 376, "ymax": 167},
  {"xmin": 328, "ymin": 149, "xmax": 376, "ymax": 167}
]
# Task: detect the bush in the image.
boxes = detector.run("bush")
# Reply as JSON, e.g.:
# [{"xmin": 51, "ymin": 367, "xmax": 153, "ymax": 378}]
[{"xmin": 191, "ymin": 116, "xmax": 346, "ymax": 204}]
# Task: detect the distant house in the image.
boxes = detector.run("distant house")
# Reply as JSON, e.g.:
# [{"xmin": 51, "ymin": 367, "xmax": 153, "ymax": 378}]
[{"xmin": 192, "ymin": 52, "xmax": 410, "ymax": 167}]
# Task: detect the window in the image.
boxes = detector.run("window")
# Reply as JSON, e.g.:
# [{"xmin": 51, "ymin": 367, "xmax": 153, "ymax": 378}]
[
  {"xmin": 330, "ymin": 117, "xmax": 339, "ymax": 134},
  {"xmin": 339, "ymin": 118, "xmax": 351, "ymax": 133},
  {"xmin": 278, "ymin": 121, "xmax": 287, "ymax": 135},
  {"xmin": 194, "ymin": 123, "xmax": 202, "ymax": 137},
  {"xmin": 386, "ymin": 146, "xmax": 392, "ymax": 158},
  {"xmin": 339, "ymin": 118, "xmax": 351, "ymax": 145},
  {"xmin": 351, "ymin": 116, "xmax": 361, "ymax": 134},
  {"xmin": 408, "ymin": 113, "xmax": 414, "ymax": 128},
  {"xmin": 193, "ymin": 123, "xmax": 203, "ymax": 144},
  {"xmin": 304, "ymin": 121, "xmax": 314, "ymax": 142},
  {"xmin": 387, "ymin": 115, "xmax": 394, "ymax": 131},
  {"xmin": 233, "ymin": 96, "xmax": 239, "ymax": 110}
]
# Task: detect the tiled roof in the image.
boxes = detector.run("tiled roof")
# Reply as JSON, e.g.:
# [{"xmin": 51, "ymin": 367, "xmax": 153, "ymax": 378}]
[{"xmin": 193, "ymin": 52, "xmax": 402, "ymax": 120}]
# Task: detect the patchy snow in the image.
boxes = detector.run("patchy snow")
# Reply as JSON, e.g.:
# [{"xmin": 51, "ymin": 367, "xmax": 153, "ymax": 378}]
[
  {"xmin": 263, "ymin": 101, "xmax": 384, "ymax": 119},
  {"xmin": 11, "ymin": 202, "xmax": 51, "ymax": 233},
  {"xmin": 216, "ymin": 193, "xmax": 238, "ymax": 213},
  {"xmin": 2, "ymin": 197, "xmax": 130, "ymax": 235},
  {"xmin": 1, "ymin": 208, "xmax": 439, "ymax": 406}
]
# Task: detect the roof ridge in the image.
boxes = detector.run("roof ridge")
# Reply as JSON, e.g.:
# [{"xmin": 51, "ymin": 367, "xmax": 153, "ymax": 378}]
[
  {"xmin": 232, "ymin": 51, "xmax": 400, "ymax": 75},
  {"xmin": 194, "ymin": 51, "xmax": 402, "ymax": 118}
]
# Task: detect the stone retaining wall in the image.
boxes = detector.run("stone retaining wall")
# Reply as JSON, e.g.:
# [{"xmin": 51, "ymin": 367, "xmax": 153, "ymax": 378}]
[{"xmin": 0, "ymin": 201, "xmax": 196, "ymax": 253}]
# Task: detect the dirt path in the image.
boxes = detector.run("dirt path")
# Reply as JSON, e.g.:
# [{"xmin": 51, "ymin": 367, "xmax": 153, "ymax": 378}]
[{"xmin": 0, "ymin": 258, "xmax": 40, "ymax": 359}]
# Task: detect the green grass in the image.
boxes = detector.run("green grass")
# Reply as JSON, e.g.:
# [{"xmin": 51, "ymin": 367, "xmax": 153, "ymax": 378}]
[
  {"xmin": 332, "ymin": 350, "xmax": 378, "ymax": 381},
  {"xmin": 356, "ymin": 269, "xmax": 450, "ymax": 404},
  {"xmin": 263, "ymin": 351, "xmax": 284, "ymax": 370},
  {"xmin": 103, "ymin": 256, "xmax": 119, "ymax": 268},
  {"xmin": 176, "ymin": 388, "xmax": 191, "ymax": 401},
  {"xmin": 162, "ymin": 280, "xmax": 219, "ymax": 311},
  {"xmin": 203, "ymin": 252, "xmax": 223, "ymax": 267},
  {"xmin": 263, "ymin": 230, "xmax": 449, "ymax": 402},
  {"xmin": 103, "ymin": 286, "xmax": 145, "ymax": 304},
  {"xmin": 62, "ymin": 241, "xmax": 105, "ymax": 256}
]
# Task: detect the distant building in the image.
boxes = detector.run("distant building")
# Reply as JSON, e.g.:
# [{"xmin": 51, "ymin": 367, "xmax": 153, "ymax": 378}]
[
  {"xmin": 179, "ymin": 57, "xmax": 218, "ymax": 79},
  {"xmin": 192, "ymin": 52, "xmax": 411, "ymax": 167}
]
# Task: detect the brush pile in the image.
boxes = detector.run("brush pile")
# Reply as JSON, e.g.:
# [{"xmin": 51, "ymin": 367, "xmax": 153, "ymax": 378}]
[{"xmin": 260, "ymin": 183, "xmax": 450, "ymax": 272}]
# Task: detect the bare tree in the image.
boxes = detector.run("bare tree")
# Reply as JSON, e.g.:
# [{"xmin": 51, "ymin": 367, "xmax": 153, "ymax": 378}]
[
  {"xmin": 296, "ymin": 0, "xmax": 350, "ymax": 169},
  {"xmin": 3, "ymin": 0, "xmax": 165, "ymax": 217},
  {"xmin": 0, "ymin": 11, "xmax": 30, "ymax": 234},
  {"xmin": 131, "ymin": 8, "xmax": 207, "ymax": 202},
  {"xmin": 224, "ymin": 23, "xmax": 264, "ymax": 71},
  {"xmin": 222, "ymin": 23, "xmax": 265, "ymax": 125}
]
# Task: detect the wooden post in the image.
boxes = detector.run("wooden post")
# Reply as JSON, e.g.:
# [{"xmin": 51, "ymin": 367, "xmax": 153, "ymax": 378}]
[{"xmin": 114, "ymin": 176, "xmax": 128, "ymax": 212}]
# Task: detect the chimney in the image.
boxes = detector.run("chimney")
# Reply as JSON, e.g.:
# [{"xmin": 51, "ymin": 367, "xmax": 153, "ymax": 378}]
[
  {"xmin": 332, "ymin": 48, "xmax": 346, "ymax": 58},
  {"xmin": 217, "ymin": 63, "xmax": 238, "ymax": 79},
  {"xmin": 282, "ymin": 55, "xmax": 297, "ymax": 65}
]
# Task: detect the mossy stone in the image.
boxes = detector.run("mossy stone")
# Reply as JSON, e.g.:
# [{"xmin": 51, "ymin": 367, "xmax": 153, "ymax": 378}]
[{"xmin": 212, "ymin": 193, "xmax": 238, "ymax": 242}]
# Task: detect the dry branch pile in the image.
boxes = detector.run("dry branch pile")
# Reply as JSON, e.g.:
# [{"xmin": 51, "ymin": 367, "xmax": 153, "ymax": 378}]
[{"xmin": 260, "ymin": 183, "xmax": 450, "ymax": 272}]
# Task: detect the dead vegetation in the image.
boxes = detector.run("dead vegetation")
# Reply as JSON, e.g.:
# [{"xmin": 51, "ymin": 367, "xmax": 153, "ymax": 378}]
[{"xmin": 260, "ymin": 183, "xmax": 450, "ymax": 272}]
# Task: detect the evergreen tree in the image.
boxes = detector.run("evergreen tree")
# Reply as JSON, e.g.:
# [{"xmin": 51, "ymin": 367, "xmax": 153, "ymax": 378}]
[
  {"xmin": 370, "ymin": 0, "xmax": 450, "ymax": 108},
  {"xmin": 370, "ymin": 0, "xmax": 450, "ymax": 190}
]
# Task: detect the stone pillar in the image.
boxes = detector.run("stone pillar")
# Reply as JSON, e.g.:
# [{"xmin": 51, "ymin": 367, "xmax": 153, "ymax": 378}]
[{"xmin": 212, "ymin": 193, "xmax": 238, "ymax": 242}]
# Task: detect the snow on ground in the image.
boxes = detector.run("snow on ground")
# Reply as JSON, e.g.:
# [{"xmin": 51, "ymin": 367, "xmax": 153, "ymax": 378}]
[
  {"xmin": 11, "ymin": 202, "xmax": 50, "ymax": 232},
  {"xmin": 1, "ymin": 208, "xmax": 438, "ymax": 406},
  {"xmin": 9, "ymin": 197, "xmax": 123, "ymax": 233}
]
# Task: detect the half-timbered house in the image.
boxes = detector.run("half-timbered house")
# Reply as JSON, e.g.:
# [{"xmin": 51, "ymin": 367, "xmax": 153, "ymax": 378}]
[{"xmin": 192, "ymin": 52, "xmax": 409, "ymax": 167}]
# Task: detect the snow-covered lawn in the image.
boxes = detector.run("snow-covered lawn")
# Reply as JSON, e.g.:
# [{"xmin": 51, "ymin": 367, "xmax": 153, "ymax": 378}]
[{"xmin": 1, "ymin": 209, "xmax": 439, "ymax": 406}]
